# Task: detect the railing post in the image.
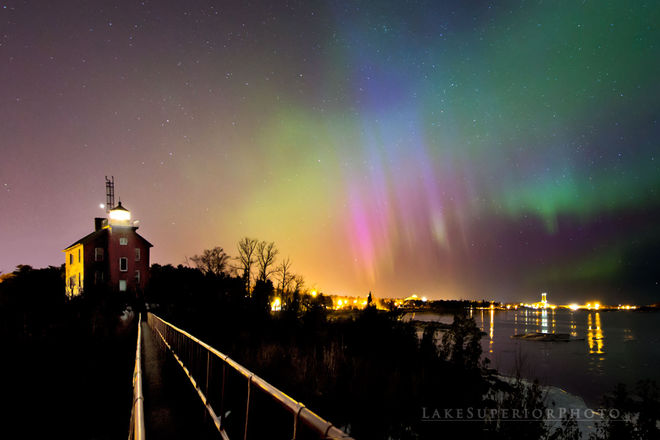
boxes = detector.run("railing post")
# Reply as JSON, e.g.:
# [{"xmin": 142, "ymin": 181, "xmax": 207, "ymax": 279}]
[
  {"xmin": 205, "ymin": 351, "xmax": 210, "ymax": 396},
  {"xmin": 292, "ymin": 406, "xmax": 304, "ymax": 440},
  {"xmin": 204, "ymin": 350, "xmax": 210, "ymax": 422},
  {"xmin": 244, "ymin": 375, "xmax": 252, "ymax": 440},
  {"xmin": 219, "ymin": 363, "xmax": 226, "ymax": 430}
]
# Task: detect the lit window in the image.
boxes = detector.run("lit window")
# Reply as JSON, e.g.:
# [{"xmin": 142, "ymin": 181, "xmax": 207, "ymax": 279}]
[
  {"xmin": 95, "ymin": 248, "xmax": 104, "ymax": 261},
  {"xmin": 135, "ymin": 270, "xmax": 140, "ymax": 284},
  {"xmin": 135, "ymin": 248, "xmax": 140, "ymax": 261},
  {"xmin": 119, "ymin": 280, "xmax": 127, "ymax": 291},
  {"xmin": 120, "ymin": 237, "xmax": 128, "ymax": 245},
  {"xmin": 119, "ymin": 257, "xmax": 128, "ymax": 272}
]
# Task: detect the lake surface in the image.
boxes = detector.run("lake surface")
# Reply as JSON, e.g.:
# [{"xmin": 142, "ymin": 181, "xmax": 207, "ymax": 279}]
[{"xmin": 403, "ymin": 309, "xmax": 660, "ymax": 406}]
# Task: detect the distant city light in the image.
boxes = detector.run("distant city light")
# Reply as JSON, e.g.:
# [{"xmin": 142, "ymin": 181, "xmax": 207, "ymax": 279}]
[
  {"xmin": 310, "ymin": 290, "xmax": 317, "ymax": 297},
  {"xmin": 99, "ymin": 203, "xmax": 105, "ymax": 209},
  {"xmin": 569, "ymin": 303, "xmax": 579, "ymax": 311},
  {"xmin": 271, "ymin": 297, "xmax": 281, "ymax": 312},
  {"xmin": 618, "ymin": 305, "xmax": 636, "ymax": 310}
]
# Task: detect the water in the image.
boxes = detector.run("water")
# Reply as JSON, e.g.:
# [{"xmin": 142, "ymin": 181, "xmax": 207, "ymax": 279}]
[{"xmin": 404, "ymin": 309, "xmax": 660, "ymax": 406}]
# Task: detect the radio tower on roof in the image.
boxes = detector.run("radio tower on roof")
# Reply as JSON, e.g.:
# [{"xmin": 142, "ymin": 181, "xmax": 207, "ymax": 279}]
[{"xmin": 105, "ymin": 176, "xmax": 115, "ymax": 213}]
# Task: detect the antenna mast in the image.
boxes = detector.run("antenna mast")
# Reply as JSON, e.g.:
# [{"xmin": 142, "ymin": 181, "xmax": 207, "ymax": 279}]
[{"xmin": 105, "ymin": 176, "xmax": 115, "ymax": 213}]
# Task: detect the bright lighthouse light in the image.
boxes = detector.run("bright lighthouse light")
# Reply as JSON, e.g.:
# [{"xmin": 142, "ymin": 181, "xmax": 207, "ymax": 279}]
[{"xmin": 109, "ymin": 209, "xmax": 131, "ymax": 221}]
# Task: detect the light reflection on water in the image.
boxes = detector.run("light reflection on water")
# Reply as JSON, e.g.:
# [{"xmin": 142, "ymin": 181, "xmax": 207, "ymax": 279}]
[
  {"xmin": 489, "ymin": 308, "xmax": 494, "ymax": 354},
  {"xmin": 587, "ymin": 312, "xmax": 605, "ymax": 355},
  {"xmin": 403, "ymin": 309, "xmax": 660, "ymax": 406}
]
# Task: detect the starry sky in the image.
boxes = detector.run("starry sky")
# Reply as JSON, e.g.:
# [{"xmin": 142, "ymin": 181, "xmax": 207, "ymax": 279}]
[{"xmin": 1, "ymin": 0, "xmax": 659, "ymax": 303}]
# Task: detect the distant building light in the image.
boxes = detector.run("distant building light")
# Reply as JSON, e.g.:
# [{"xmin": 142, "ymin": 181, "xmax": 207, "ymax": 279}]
[{"xmin": 271, "ymin": 297, "xmax": 281, "ymax": 312}]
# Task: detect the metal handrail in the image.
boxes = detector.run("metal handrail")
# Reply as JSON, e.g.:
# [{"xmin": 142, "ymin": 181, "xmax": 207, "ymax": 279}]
[
  {"xmin": 129, "ymin": 313, "xmax": 146, "ymax": 440},
  {"xmin": 147, "ymin": 312, "xmax": 353, "ymax": 440}
]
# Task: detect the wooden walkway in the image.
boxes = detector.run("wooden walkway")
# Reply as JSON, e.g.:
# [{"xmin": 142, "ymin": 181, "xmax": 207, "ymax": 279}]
[{"xmin": 141, "ymin": 319, "xmax": 215, "ymax": 439}]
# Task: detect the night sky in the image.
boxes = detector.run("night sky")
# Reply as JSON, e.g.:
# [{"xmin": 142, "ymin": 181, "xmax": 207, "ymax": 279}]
[{"xmin": 1, "ymin": 1, "xmax": 659, "ymax": 303}]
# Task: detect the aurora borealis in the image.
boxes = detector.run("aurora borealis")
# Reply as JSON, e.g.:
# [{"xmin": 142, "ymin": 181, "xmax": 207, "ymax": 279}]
[{"xmin": 1, "ymin": 1, "xmax": 658, "ymax": 303}]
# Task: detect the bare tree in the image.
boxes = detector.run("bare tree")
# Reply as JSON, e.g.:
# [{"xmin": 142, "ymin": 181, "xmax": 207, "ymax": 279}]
[
  {"xmin": 256, "ymin": 241, "xmax": 279, "ymax": 282},
  {"xmin": 292, "ymin": 274, "xmax": 305, "ymax": 293},
  {"xmin": 189, "ymin": 246, "xmax": 230, "ymax": 276},
  {"xmin": 237, "ymin": 237, "xmax": 259, "ymax": 294},
  {"xmin": 275, "ymin": 256, "xmax": 293, "ymax": 295}
]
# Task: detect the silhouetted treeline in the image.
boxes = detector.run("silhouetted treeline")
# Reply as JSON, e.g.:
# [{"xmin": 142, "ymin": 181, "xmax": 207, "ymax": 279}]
[
  {"xmin": 0, "ymin": 265, "xmax": 136, "ymax": 439},
  {"xmin": 0, "ymin": 264, "xmax": 65, "ymax": 339},
  {"xmin": 383, "ymin": 298, "xmax": 497, "ymax": 312}
]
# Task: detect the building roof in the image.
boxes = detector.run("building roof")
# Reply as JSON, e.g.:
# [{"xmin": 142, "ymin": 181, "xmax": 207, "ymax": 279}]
[
  {"xmin": 63, "ymin": 228, "xmax": 107, "ymax": 251},
  {"xmin": 136, "ymin": 232, "xmax": 153, "ymax": 248},
  {"xmin": 110, "ymin": 201, "xmax": 129, "ymax": 212},
  {"xmin": 63, "ymin": 227, "xmax": 153, "ymax": 251}
]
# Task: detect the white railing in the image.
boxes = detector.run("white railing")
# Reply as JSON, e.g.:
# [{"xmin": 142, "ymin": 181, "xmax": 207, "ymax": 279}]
[
  {"xmin": 129, "ymin": 313, "xmax": 146, "ymax": 440},
  {"xmin": 147, "ymin": 312, "xmax": 353, "ymax": 440}
]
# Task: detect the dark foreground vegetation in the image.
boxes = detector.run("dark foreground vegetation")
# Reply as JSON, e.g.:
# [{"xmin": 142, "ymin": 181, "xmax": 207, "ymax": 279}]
[
  {"xmin": 2, "ymin": 260, "xmax": 659, "ymax": 439},
  {"xmin": 0, "ymin": 265, "xmax": 136, "ymax": 439}
]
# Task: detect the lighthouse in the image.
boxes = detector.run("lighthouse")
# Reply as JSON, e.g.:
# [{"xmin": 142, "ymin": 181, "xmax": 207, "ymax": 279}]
[{"xmin": 63, "ymin": 178, "xmax": 152, "ymax": 297}]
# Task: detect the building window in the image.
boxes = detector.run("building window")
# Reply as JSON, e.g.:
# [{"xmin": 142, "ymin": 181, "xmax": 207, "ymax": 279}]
[
  {"xmin": 120, "ymin": 237, "xmax": 128, "ymax": 245},
  {"xmin": 119, "ymin": 257, "xmax": 128, "ymax": 272},
  {"xmin": 119, "ymin": 280, "xmax": 127, "ymax": 291},
  {"xmin": 78, "ymin": 273, "xmax": 81, "ymax": 288},
  {"xmin": 135, "ymin": 248, "xmax": 140, "ymax": 261},
  {"xmin": 69, "ymin": 253, "xmax": 73, "ymax": 265},
  {"xmin": 95, "ymin": 270, "xmax": 104, "ymax": 284},
  {"xmin": 135, "ymin": 270, "xmax": 140, "ymax": 284},
  {"xmin": 78, "ymin": 249, "xmax": 81, "ymax": 263},
  {"xmin": 95, "ymin": 248, "xmax": 104, "ymax": 261}
]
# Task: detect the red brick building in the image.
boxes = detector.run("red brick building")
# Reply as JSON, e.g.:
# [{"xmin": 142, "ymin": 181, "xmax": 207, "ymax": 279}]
[{"xmin": 63, "ymin": 201, "xmax": 152, "ymax": 297}]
